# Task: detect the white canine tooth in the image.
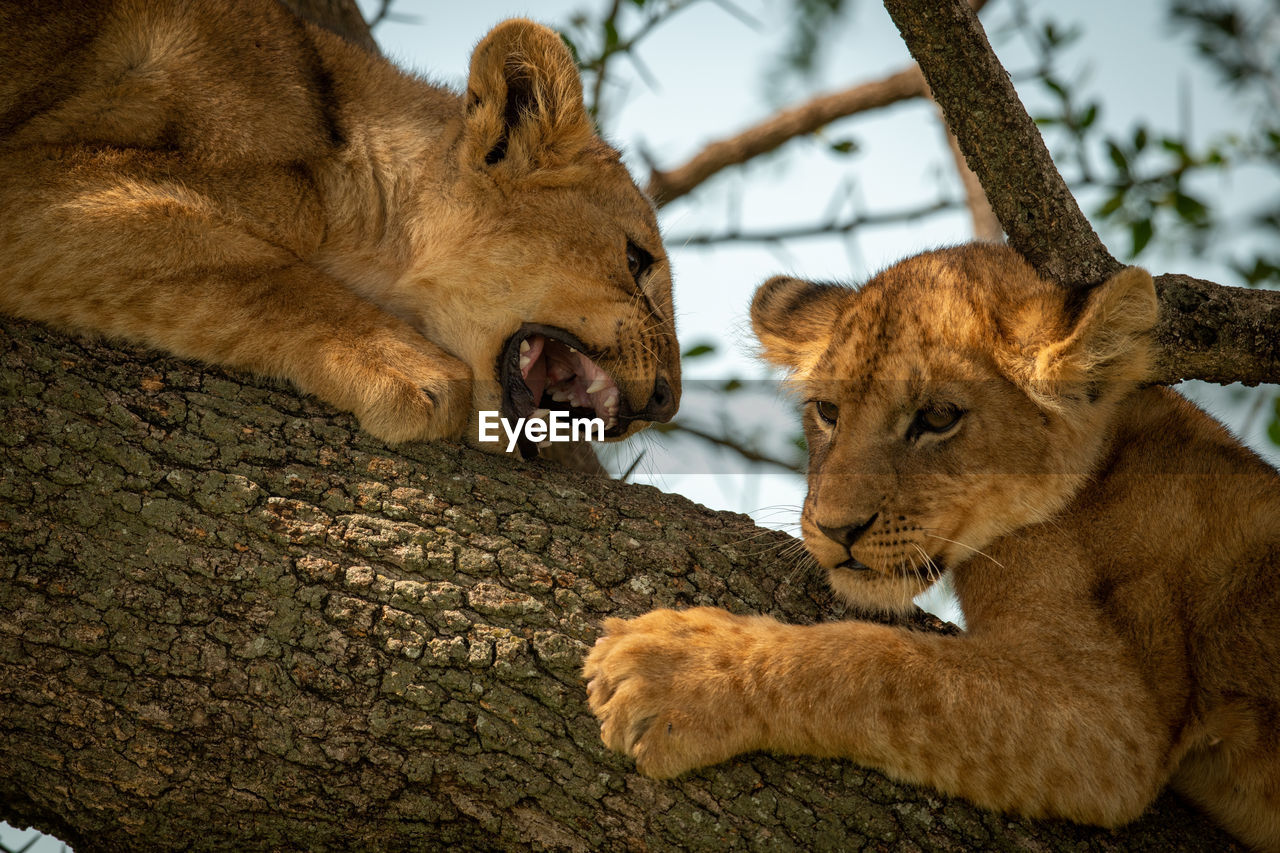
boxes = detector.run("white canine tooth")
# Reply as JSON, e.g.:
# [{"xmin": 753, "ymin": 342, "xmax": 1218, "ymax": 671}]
[
  {"xmin": 519, "ymin": 339, "xmax": 530, "ymax": 354},
  {"xmin": 586, "ymin": 377, "xmax": 608, "ymax": 395},
  {"xmin": 533, "ymin": 408, "xmax": 551, "ymax": 420},
  {"xmin": 519, "ymin": 355, "xmax": 531, "ymax": 371},
  {"xmin": 550, "ymin": 388, "xmax": 570, "ymax": 402}
]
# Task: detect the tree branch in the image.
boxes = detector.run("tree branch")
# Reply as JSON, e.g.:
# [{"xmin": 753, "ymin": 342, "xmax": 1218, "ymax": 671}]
[
  {"xmin": 645, "ymin": 0, "xmax": 994, "ymax": 209},
  {"xmin": 1152, "ymin": 274, "xmax": 1280, "ymax": 385},
  {"xmin": 652, "ymin": 421, "xmax": 802, "ymax": 473},
  {"xmin": 0, "ymin": 319, "xmax": 1242, "ymax": 850},
  {"xmin": 646, "ymin": 65, "xmax": 927, "ymax": 207},
  {"xmin": 668, "ymin": 198, "xmax": 956, "ymax": 247},
  {"xmin": 882, "ymin": 0, "xmax": 1117, "ymax": 287},
  {"xmin": 884, "ymin": 0, "xmax": 1280, "ymax": 387},
  {"xmin": 937, "ymin": 102, "xmax": 1003, "ymax": 241}
]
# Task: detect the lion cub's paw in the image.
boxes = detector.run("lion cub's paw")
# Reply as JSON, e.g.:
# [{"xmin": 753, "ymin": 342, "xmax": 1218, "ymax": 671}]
[
  {"xmin": 583, "ymin": 607, "xmax": 766, "ymax": 779},
  {"xmin": 324, "ymin": 331, "xmax": 473, "ymax": 445}
]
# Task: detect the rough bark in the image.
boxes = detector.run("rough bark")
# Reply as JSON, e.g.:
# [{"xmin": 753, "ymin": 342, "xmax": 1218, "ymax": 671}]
[
  {"xmin": 884, "ymin": 0, "xmax": 1280, "ymax": 388},
  {"xmin": 1153, "ymin": 273, "xmax": 1280, "ymax": 385},
  {"xmin": 0, "ymin": 321, "xmax": 1244, "ymax": 852}
]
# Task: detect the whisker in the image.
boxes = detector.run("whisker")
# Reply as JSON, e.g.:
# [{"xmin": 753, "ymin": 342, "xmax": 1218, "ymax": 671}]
[{"xmin": 922, "ymin": 532, "xmax": 1005, "ymax": 569}]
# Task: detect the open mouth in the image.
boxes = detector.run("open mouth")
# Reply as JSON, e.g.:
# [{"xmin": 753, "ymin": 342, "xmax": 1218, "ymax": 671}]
[{"xmin": 499, "ymin": 324, "xmax": 630, "ymax": 458}]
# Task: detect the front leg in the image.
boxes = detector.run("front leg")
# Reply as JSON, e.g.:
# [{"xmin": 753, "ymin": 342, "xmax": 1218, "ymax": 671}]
[
  {"xmin": 0, "ymin": 160, "xmax": 472, "ymax": 444},
  {"xmin": 584, "ymin": 607, "xmax": 1169, "ymax": 827}
]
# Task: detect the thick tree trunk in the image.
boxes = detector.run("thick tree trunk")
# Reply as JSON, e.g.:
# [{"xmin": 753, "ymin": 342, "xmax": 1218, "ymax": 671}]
[{"xmin": 0, "ymin": 319, "xmax": 1243, "ymax": 850}]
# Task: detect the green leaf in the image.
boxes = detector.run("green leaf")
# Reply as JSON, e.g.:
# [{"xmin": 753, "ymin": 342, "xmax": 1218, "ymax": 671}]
[
  {"xmin": 829, "ymin": 139, "xmax": 859, "ymax": 154},
  {"xmin": 1161, "ymin": 136, "xmax": 1188, "ymax": 158},
  {"xmin": 722, "ymin": 379, "xmax": 743, "ymax": 393},
  {"xmin": 603, "ymin": 19, "xmax": 619, "ymax": 51},
  {"xmin": 1133, "ymin": 125, "xmax": 1148, "ymax": 152},
  {"xmin": 1131, "ymin": 219, "xmax": 1154, "ymax": 255},
  {"xmin": 1079, "ymin": 103, "xmax": 1098, "ymax": 129},
  {"xmin": 1173, "ymin": 192, "xmax": 1209, "ymax": 224},
  {"xmin": 681, "ymin": 343, "xmax": 716, "ymax": 359},
  {"xmin": 1097, "ymin": 191, "xmax": 1126, "ymax": 217},
  {"xmin": 1043, "ymin": 76, "xmax": 1068, "ymax": 100},
  {"xmin": 1107, "ymin": 140, "xmax": 1130, "ymax": 175},
  {"xmin": 1267, "ymin": 395, "xmax": 1280, "ymax": 447}
]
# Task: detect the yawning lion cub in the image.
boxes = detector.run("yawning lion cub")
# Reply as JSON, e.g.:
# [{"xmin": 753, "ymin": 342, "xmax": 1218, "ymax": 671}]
[
  {"xmin": 586, "ymin": 244, "xmax": 1279, "ymax": 850},
  {"xmin": 0, "ymin": 3, "xmax": 680, "ymax": 454}
]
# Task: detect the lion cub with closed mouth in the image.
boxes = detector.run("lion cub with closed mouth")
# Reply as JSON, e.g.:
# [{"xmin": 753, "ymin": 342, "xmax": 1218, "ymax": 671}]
[
  {"xmin": 0, "ymin": 4, "xmax": 680, "ymax": 456},
  {"xmin": 585, "ymin": 244, "xmax": 1280, "ymax": 850}
]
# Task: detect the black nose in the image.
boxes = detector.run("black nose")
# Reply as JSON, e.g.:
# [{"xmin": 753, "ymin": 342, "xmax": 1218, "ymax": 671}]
[
  {"xmin": 641, "ymin": 376, "xmax": 677, "ymax": 423},
  {"xmin": 816, "ymin": 513, "xmax": 878, "ymax": 547}
]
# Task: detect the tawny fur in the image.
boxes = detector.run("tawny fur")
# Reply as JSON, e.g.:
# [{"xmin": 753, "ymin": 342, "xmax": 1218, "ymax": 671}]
[
  {"xmin": 0, "ymin": 2, "xmax": 679, "ymax": 446},
  {"xmin": 585, "ymin": 244, "xmax": 1280, "ymax": 851}
]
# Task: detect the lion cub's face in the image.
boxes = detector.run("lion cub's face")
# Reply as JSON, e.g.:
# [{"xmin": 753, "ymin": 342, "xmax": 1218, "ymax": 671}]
[
  {"xmin": 406, "ymin": 20, "xmax": 679, "ymax": 452},
  {"xmin": 752, "ymin": 245, "xmax": 1157, "ymax": 612}
]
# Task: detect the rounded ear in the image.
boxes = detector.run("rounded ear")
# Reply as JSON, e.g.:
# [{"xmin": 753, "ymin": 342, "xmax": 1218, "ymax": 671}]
[
  {"xmin": 462, "ymin": 19, "xmax": 594, "ymax": 173},
  {"xmin": 750, "ymin": 276, "xmax": 850, "ymax": 375},
  {"xmin": 1012, "ymin": 266, "xmax": 1158, "ymax": 408}
]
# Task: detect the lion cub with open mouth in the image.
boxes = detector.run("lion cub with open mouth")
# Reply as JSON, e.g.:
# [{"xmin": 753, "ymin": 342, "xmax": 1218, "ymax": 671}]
[
  {"xmin": 586, "ymin": 244, "xmax": 1280, "ymax": 850},
  {"xmin": 0, "ymin": 4, "xmax": 679, "ymax": 456}
]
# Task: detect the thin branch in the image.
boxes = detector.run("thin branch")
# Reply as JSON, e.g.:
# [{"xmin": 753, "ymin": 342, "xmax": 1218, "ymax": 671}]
[
  {"xmin": 584, "ymin": 0, "xmax": 702, "ymax": 121},
  {"xmin": 368, "ymin": 0, "xmax": 394, "ymax": 28},
  {"xmin": 588, "ymin": 0, "xmax": 625, "ymax": 116},
  {"xmin": 645, "ymin": 0, "xmax": 990, "ymax": 208},
  {"xmin": 652, "ymin": 421, "xmax": 803, "ymax": 473},
  {"xmin": 646, "ymin": 65, "xmax": 928, "ymax": 207},
  {"xmin": 668, "ymin": 198, "xmax": 957, "ymax": 247}
]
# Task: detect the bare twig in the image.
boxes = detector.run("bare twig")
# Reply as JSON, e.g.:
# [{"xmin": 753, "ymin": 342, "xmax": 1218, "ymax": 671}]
[
  {"xmin": 645, "ymin": 0, "xmax": 991, "ymax": 209},
  {"xmin": 652, "ymin": 421, "xmax": 804, "ymax": 473},
  {"xmin": 669, "ymin": 198, "xmax": 957, "ymax": 247},
  {"xmin": 583, "ymin": 0, "xmax": 702, "ymax": 121},
  {"xmin": 646, "ymin": 65, "xmax": 928, "ymax": 207}
]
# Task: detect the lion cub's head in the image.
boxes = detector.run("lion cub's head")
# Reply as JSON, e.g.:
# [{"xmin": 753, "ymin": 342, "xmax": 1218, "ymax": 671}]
[
  {"xmin": 752, "ymin": 244, "xmax": 1158, "ymax": 613},
  {"xmin": 410, "ymin": 19, "xmax": 680, "ymax": 454}
]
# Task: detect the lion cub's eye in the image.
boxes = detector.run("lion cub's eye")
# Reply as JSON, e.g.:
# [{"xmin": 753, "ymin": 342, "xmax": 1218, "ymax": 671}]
[
  {"xmin": 813, "ymin": 400, "xmax": 839, "ymax": 426},
  {"xmin": 911, "ymin": 404, "xmax": 963, "ymax": 437},
  {"xmin": 626, "ymin": 240, "xmax": 654, "ymax": 283}
]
